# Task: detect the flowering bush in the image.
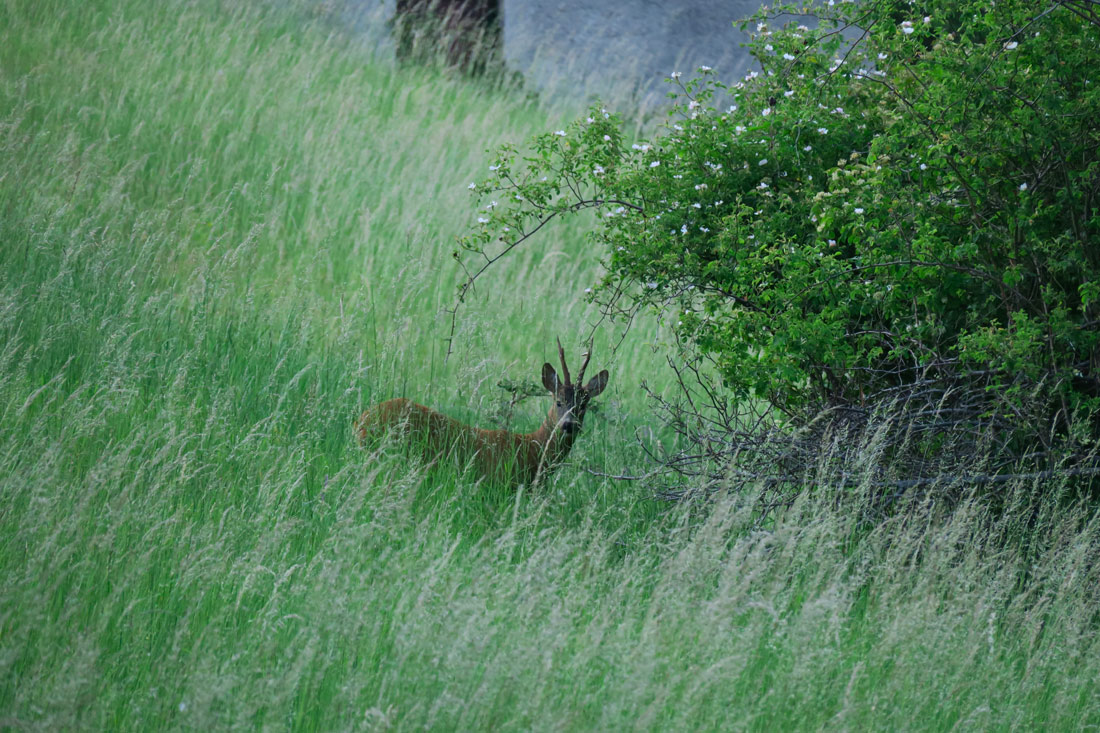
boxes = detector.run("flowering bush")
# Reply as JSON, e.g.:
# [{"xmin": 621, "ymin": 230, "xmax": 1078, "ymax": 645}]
[{"xmin": 461, "ymin": 0, "xmax": 1100, "ymax": 464}]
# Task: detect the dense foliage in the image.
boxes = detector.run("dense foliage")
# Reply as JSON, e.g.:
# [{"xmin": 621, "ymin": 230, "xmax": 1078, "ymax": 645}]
[{"xmin": 464, "ymin": 0, "xmax": 1100, "ymax": 464}]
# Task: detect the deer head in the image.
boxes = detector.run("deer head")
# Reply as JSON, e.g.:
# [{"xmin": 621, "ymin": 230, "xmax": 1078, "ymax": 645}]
[{"xmin": 541, "ymin": 338, "xmax": 609, "ymax": 437}]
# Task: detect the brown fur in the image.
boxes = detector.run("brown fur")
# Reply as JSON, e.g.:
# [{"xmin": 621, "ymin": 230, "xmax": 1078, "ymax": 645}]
[{"xmin": 357, "ymin": 347, "xmax": 608, "ymax": 487}]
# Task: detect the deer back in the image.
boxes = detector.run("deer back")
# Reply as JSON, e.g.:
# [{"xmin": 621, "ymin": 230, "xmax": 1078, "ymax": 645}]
[{"xmin": 357, "ymin": 398, "xmax": 538, "ymax": 484}]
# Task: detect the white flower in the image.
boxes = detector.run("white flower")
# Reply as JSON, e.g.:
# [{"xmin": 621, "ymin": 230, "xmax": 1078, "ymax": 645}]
[
  {"xmin": 828, "ymin": 239, "xmax": 837, "ymax": 246},
  {"xmin": 646, "ymin": 281, "xmax": 659, "ymax": 289},
  {"xmin": 681, "ymin": 224, "xmax": 688, "ymax": 234},
  {"xmin": 631, "ymin": 143, "xmax": 652, "ymax": 152},
  {"xmin": 854, "ymin": 207, "xmax": 864, "ymax": 214},
  {"xmin": 817, "ymin": 127, "xmax": 829, "ymax": 134},
  {"xmin": 901, "ymin": 21, "xmax": 914, "ymax": 34},
  {"xmin": 489, "ymin": 164, "xmax": 500, "ymax": 171},
  {"xmin": 765, "ymin": 44, "xmax": 774, "ymax": 52},
  {"xmin": 803, "ymin": 145, "xmax": 813, "ymax": 152},
  {"xmin": 784, "ymin": 90, "xmax": 795, "ymax": 97},
  {"xmin": 758, "ymin": 182, "xmax": 769, "ymax": 189},
  {"xmin": 924, "ymin": 16, "xmax": 931, "ymax": 23},
  {"xmin": 759, "ymin": 158, "xmax": 768, "ymax": 165},
  {"xmin": 586, "ymin": 116, "xmax": 594, "ymax": 123},
  {"xmin": 179, "ymin": 702, "xmax": 188, "ymax": 713},
  {"xmin": 584, "ymin": 287, "xmax": 592, "ymax": 293},
  {"xmin": 688, "ymin": 100, "xmax": 701, "ymax": 110},
  {"xmin": 486, "ymin": 200, "xmax": 497, "ymax": 209},
  {"xmin": 692, "ymin": 202, "xmax": 702, "ymax": 208},
  {"xmin": 617, "ymin": 246, "xmax": 626, "ymax": 251},
  {"xmin": 783, "ymin": 53, "xmax": 796, "ymax": 61},
  {"xmin": 554, "ymin": 130, "xmax": 566, "ymax": 137},
  {"xmin": 700, "ymin": 227, "xmax": 710, "ymax": 233},
  {"xmin": 604, "ymin": 134, "xmax": 611, "ymax": 141},
  {"xmin": 700, "ymin": 65, "xmax": 712, "ymax": 72},
  {"xmin": 593, "ymin": 164, "xmax": 605, "ymax": 175},
  {"xmin": 477, "ymin": 217, "xmax": 489, "ymax": 223},
  {"xmin": 920, "ymin": 163, "xmax": 928, "ymax": 170},
  {"xmin": 1005, "ymin": 41, "xmax": 1018, "ymax": 50},
  {"xmin": 878, "ymin": 52, "xmax": 888, "ymax": 60},
  {"xmin": 735, "ymin": 125, "xmax": 746, "ymax": 134},
  {"xmin": 671, "ymin": 71, "xmax": 682, "ymax": 79},
  {"xmin": 762, "ymin": 107, "xmax": 772, "ymax": 117},
  {"xmin": 797, "ymin": 24, "xmax": 809, "ymax": 32},
  {"xmin": 1019, "ymin": 182, "xmax": 1028, "ymax": 191},
  {"xmin": 757, "ymin": 23, "xmax": 767, "ymax": 32},
  {"xmin": 694, "ymin": 183, "xmax": 708, "ymax": 190},
  {"xmin": 650, "ymin": 161, "xmax": 661, "ymax": 167},
  {"xmin": 467, "ymin": 182, "xmax": 476, "ymax": 189}
]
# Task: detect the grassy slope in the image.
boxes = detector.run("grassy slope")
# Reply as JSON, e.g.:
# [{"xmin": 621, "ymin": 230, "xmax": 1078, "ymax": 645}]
[{"xmin": 1, "ymin": 0, "xmax": 1098, "ymax": 729}]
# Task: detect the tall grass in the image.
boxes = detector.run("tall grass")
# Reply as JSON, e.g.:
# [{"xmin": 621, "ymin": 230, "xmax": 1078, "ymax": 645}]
[{"xmin": 1, "ymin": 0, "xmax": 1098, "ymax": 728}]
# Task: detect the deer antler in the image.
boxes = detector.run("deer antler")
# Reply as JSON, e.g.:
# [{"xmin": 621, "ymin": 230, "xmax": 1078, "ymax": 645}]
[
  {"xmin": 576, "ymin": 343, "xmax": 593, "ymax": 386},
  {"xmin": 556, "ymin": 336, "xmax": 571, "ymax": 385}
]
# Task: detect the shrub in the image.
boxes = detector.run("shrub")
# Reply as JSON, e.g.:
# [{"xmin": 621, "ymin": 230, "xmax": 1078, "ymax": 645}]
[{"xmin": 459, "ymin": 0, "xmax": 1100, "ymax": 481}]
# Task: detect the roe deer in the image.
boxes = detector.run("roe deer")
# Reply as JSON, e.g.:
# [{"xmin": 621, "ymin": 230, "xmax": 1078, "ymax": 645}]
[{"xmin": 357, "ymin": 339, "xmax": 609, "ymax": 486}]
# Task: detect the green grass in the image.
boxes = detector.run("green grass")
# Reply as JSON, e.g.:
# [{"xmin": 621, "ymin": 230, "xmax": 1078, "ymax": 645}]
[{"xmin": 1, "ymin": 0, "xmax": 1099, "ymax": 729}]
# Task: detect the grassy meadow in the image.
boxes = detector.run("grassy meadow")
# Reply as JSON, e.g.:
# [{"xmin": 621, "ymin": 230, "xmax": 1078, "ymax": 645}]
[{"xmin": 2, "ymin": 0, "xmax": 1099, "ymax": 728}]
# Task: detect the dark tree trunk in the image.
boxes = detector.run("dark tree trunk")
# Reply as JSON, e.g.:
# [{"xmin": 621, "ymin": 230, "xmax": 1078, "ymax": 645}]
[{"xmin": 394, "ymin": 0, "xmax": 502, "ymax": 74}]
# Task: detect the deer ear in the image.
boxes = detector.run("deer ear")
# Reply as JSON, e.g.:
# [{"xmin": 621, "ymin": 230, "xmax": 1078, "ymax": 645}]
[
  {"xmin": 542, "ymin": 363, "xmax": 560, "ymax": 392},
  {"xmin": 584, "ymin": 369, "xmax": 609, "ymax": 398}
]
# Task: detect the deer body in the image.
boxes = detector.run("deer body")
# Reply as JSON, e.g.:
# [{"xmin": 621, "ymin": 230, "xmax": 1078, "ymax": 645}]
[{"xmin": 357, "ymin": 341, "xmax": 608, "ymax": 487}]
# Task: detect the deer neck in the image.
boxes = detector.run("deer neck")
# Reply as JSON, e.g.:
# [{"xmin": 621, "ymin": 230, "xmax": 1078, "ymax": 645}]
[{"xmin": 525, "ymin": 407, "xmax": 579, "ymax": 465}]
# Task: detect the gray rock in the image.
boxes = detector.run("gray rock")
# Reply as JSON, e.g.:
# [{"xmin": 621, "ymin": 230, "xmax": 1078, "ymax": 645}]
[{"xmin": 502, "ymin": 1, "xmax": 760, "ymax": 111}]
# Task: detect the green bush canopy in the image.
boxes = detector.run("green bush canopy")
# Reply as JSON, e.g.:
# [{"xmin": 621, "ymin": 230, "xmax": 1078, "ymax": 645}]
[{"xmin": 461, "ymin": 0, "xmax": 1100, "ymax": 470}]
